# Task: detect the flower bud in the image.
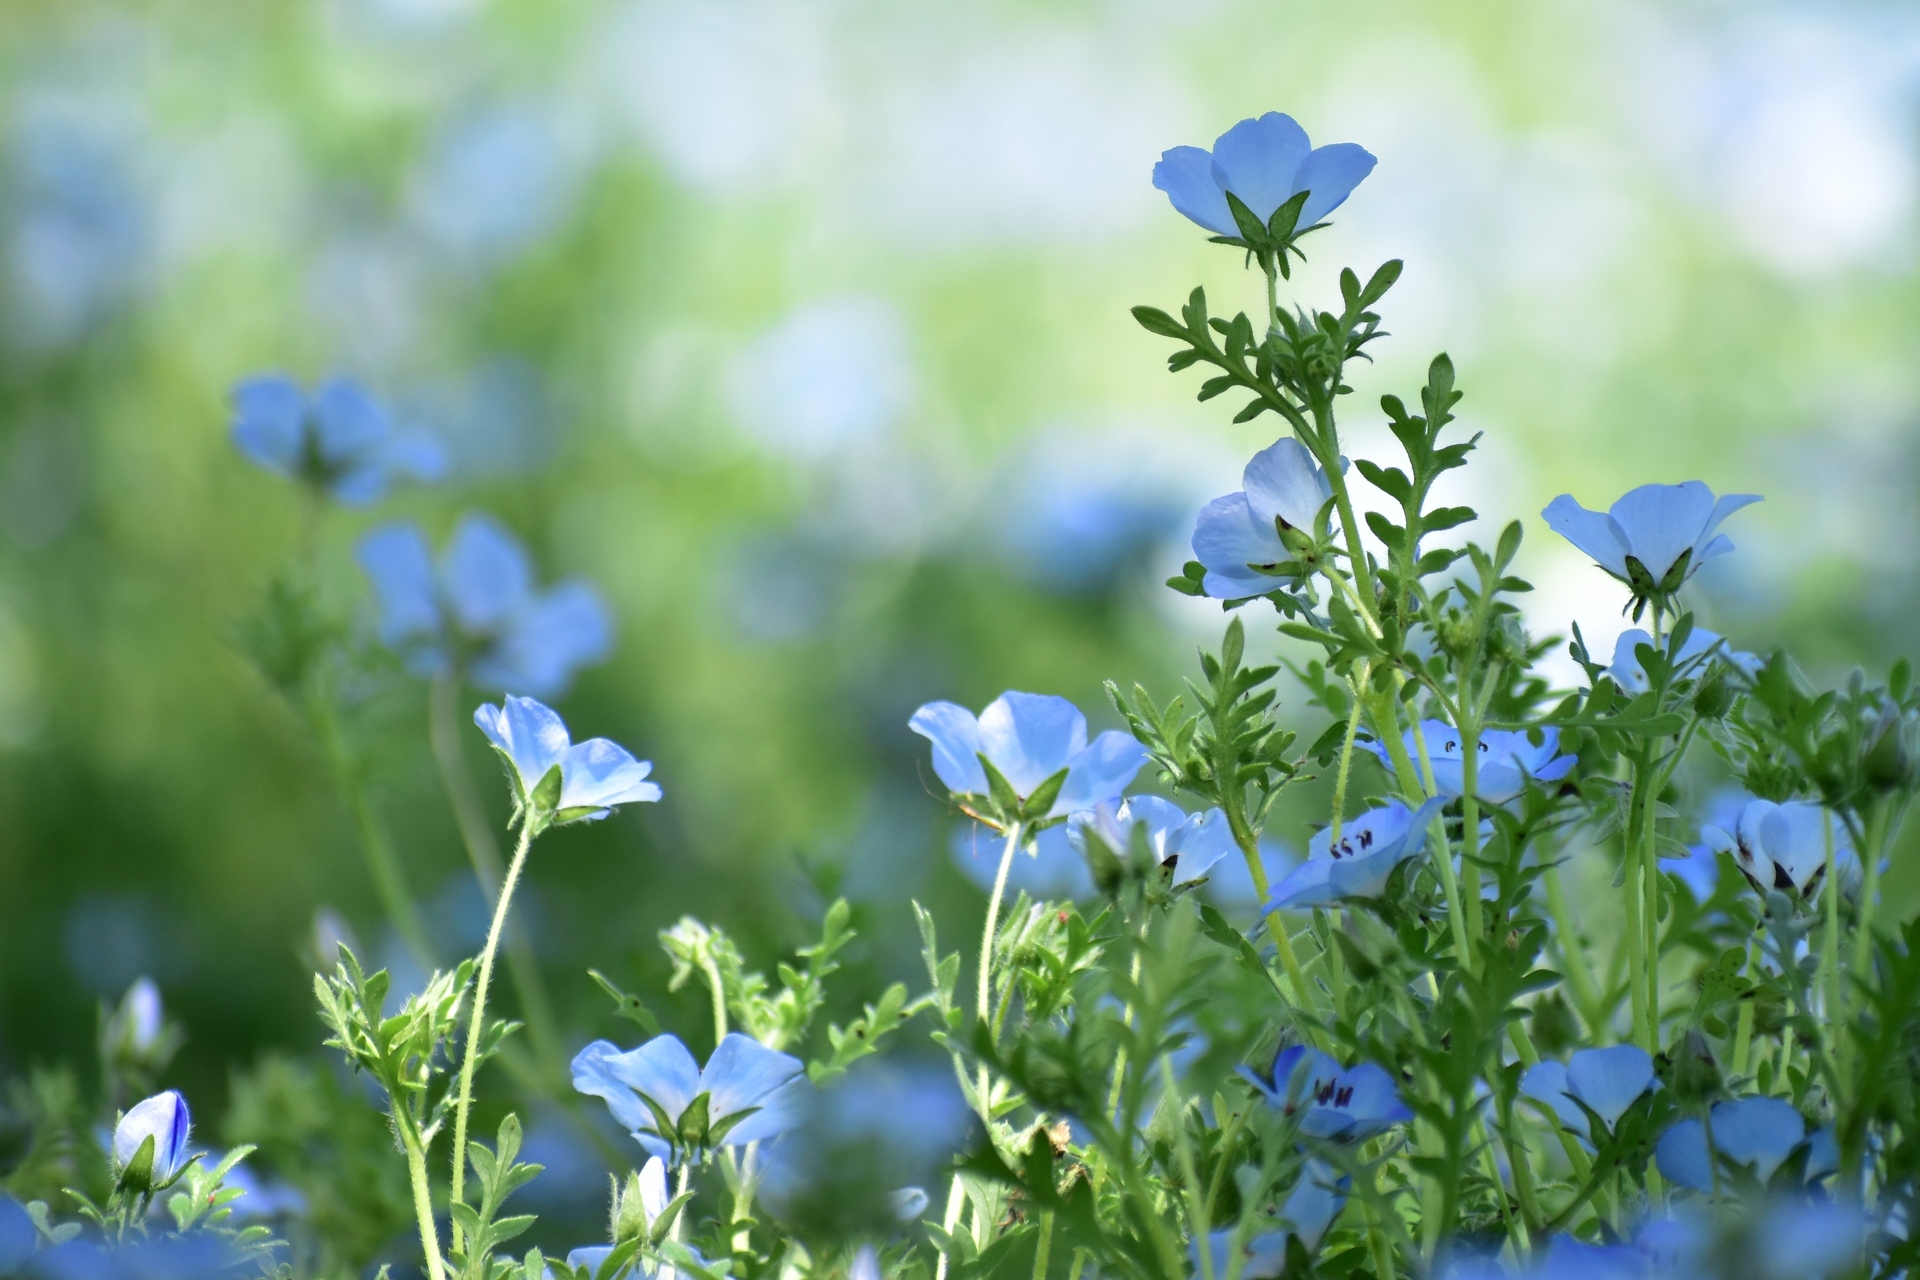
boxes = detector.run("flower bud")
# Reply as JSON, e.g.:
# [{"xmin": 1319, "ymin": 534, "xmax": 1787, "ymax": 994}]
[
  {"xmin": 1863, "ymin": 709, "xmax": 1916, "ymax": 793},
  {"xmin": 115, "ymin": 978, "xmax": 163, "ymax": 1058},
  {"xmin": 1692, "ymin": 670, "xmax": 1734, "ymax": 721},
  {"xmin": 113, "ymin": 1090, "xmax": 191, "ymax": 1189}
]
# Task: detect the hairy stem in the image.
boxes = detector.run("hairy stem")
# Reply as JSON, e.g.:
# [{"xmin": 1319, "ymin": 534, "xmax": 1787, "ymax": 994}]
[{"xmin": 402, "ymin": 1124, "xmax": 447, "ymax": 1280}]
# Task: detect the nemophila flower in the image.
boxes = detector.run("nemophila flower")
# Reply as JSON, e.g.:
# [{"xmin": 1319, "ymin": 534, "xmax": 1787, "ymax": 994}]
[
  {"xmin": 0, "ymin": 1195, "xmax": 32, "ymax": 1273},
  {"xmin": 230, "ymin": 375, "xmax": 444, "ymax": 506},
  {"xmin": 1543, "ymin": 482, "xmax": 1761, "ymax": 607},
  {"xmin": 358, "ymin": 514, "xmax": 611, "ymax": 698},
  {"xmin": 908, "ymin": 692, "xmax": 1147, "ymax": 822},
  {"xmin": 1607, "ymin": 627, "xmax": 1760, "ymax": 694},
  {"xmin": 474, "ymin": 696, "xmax": 660, "ymax": 825},
  {"xmin": 567, "ymin": 1155, "xmax": 671, "ymax": 1280},
  {"xmin": 1153, "ymin": 112, "xmax": 1377, "ymax": 239},
  {"xmin": 1702, "ymin": 798, "xmax": 1854, "ymax": 900},
  {"xmin": 1244, "ymin": 1046, "xmax": 1413, "ymax": 1140},
  {"xmin": 104, "ymin": 975, "xmax": 164, "ymax": 1062},
  {"xmin": 113, "ymin": 1089, "xmax": 191, "ymax": 1185},
  {"xmin": 1754, "ymin": 1199, "xmax": 1868, "ymax": 1279},
  {"xmin": 1363, "ymin": 721, "xmax": 1575, "ymax": 804},
  {"xmin": 1069, "ymin": 795, "xmax": 1237, "ymax": 884},
  {"xmin": 1655, "ymin": 1096, "xmax": 1806, "ymax": 1190},
  {"xmin": 572, "ymin": 1032, "xmax": 807, "ymax": 1161},
  {"xmin": 1191, "ymin": 438, "xmax": 1337, "ymax": 600},
  {"xmin": 1195, "ymin": 1229, "xmax": 1290, "ymax": 1280},
  {"xmin": 1265, "ymin": 798, "xmax": 1445, "ymax": 909},
  {"xmin": 1519, "ymin": 1046, "xmax": 1656, "ymax": 1142}
]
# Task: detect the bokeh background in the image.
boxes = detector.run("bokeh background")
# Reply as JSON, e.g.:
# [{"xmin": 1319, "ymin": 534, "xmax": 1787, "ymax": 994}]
[{"xmin": 3, "ymin": 0, "xmax": 1920, "ymax": 1257}]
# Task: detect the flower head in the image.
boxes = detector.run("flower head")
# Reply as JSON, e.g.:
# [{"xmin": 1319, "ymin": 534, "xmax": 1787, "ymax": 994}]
[
  {"xmin": 1655, "ymin": 1096, "xmax": 1806, "ymax": 1190},
  {"xmin": 358, "ymin": 514, "xmax": 611, "ymax": 698},
  {"xmin": 1543, "ymin": 483, "xmax": 1760, "ymax": 613},
  {"xmin": 1266, "ymin": 798, "xmax": 1445, "ymax": 910},
  {"xmin": 1189, "ymin": 438, "xmax": 1340, "ymax": 601},
  {"xmin": 113, "ymin": 1089, "xmax": 191, "ymax": 1185},
  {"xmin": 230, "ymin": 375, "xmax": 443, "ymax": 505},
  {"xmin": 1245, "ymin": 1046, "xmax": 1413, "ymax": 1141},
  {"xmin": 1607, "ymin": 627, "xmax": 1760, "ymax": 694},
  {"xmin": 1363, "ymin": 721, "xmax": 1575, "ymax": 804},
  {"xmin": 1519, "ymin": 1046, "xmax": 1656, "ymax": 1143},
  {"xmin": 572, "ymin": 1032, "xmax": 807, "ymax": 1161},
  {"xmin": 1702, "ymin": 798, "xmax": 1853, "ymax": 901},
  {"xmin": 1153, "ymin": 113, "xmax": 1377, "ymax": 239},
  {"xmin": 1068, "ymin": 795, "xmax": 1237, "ymax": 886},
  {"xmin": 566, "ymin": 1155, "xmax": 675, "ymax": 1280},
  {"xmin": 474, "ymin": 696, "xmax": 660, "ymax": 826},
  {"xmin": 908, "ymin": 691, "xmax": 1147, "ymax": 824}
]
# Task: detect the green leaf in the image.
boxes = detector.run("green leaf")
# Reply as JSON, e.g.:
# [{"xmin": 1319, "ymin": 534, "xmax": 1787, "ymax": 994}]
[
  {"xmin": 1360, "ymin": 259, "xmax": 1404, "ymax": 307},
  {"xmin": 530, "ymin": 764, "xmax": 564, "ymax": 815},
  {"xmin": 1130, "ymin": 305, "xmax": 1186, "ymax": 339}
]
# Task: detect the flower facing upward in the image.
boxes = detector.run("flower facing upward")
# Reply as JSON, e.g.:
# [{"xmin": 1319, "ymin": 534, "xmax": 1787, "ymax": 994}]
[
  {"xmin": 1191, "ymin": 438, "xmax": 1338, "ymax": 601},
  {"xmin": 113, "ymin": 1089, "xmax": 191, "ymax": 1184},
  {"xmin": 473, "ymin": 696, "xmax": 659, "ymax": 825},
  {"xmin": 357, "ymin": 514, "xmax": 611, "ymax": 698},
  {"xmin": 1543, "ymin": 482, "xmax": 1760, "ymax": 605},
  {"xmin": 1655, "ymin": 1096, "xmax": 1806, "ymax": 1190},
  {"xmin": 572, "ymin": 1033, "xmax": 807, "ymax": 1161},
  {"xmin": 1702, "ymin": 798, "xmax": 1854, "ymax": 900},
  {"xmin": 1244, "ymin": 1046, "xmax": 1413, "ymax": 1141},
  {"xmin": 1363, "ymin": 721, "xmax": 1576, "ymax": 804},
  {"xmin": 1266, "ymin": 798, "xmax": 1446, "ymax": 910},
  {"xmin": 1519, "ymin": 1045, "xmax": 1656, "ymax": 1142},
  {"xmin": 230, "ymin": 375, "xmax": 444, "ymax": 506},
  {"xmin": 1153, "ymin": 112, "xmax": 1377, "ymax": 238},
  {"xmin": 908, "ymin": 691, "xmax": 1147, "ymax": 821}
]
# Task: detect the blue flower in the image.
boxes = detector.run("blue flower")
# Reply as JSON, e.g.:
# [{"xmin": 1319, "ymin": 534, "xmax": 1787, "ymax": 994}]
[
  {"xmin": 112, "ymin": 1089, "xmax": 191, "ymax": 1183},
  {"xmin": 1519, "ymin": 1046, "xmax": 1655, "ymax": 1142},
  {"xmin": 1543, "ymin": 482, "xmax": 1760, "ymax": 599},
  {"xmin": 1245, "ymin": 1046, "xmax": 1413, "ymax": 1141},
  {"xmin": 1279, "ymin": 1159, "xmax": 1348, "ymax": 1252},
  {"xmin": 1532, "ymin": 1236, "xmax": 1648, "ymax": 1280},
  {"xmin": 1702, "ymin": 798, "xmax": 1854, "ymax": 900},
  {"xmin": 908, "ymin": 692, "xmax": 1147, "ymax": 819},
  {"xmin": 357, "ymin": 514, "xmax": 611, "ymax": 698},
  {"xmin": 564, "ymin": 1155, "xmax": 671, "ymax": 1280},
  {"xmin": 1655, "ymin": 1096, "xmax": 1806, "ymax": 1190},
  {"xmin": 1363, "ymin": 721, "xmax": 1575, "ymax": 804},
  {"xmin": 1153, "ymin": 113, "xmax": 1377, "ymax": 238},
  {"xmin": 1069, "ymin": 796, "xmax": 1238, "ymax": 885},
  {"xmin": 474, "ymin": 696, "xmax": 660, "ymax": 824},
  {"xmin": 0, "ymin": 1195, "xmax": 33, "ymax": 1273},
  {"xmin": 1265, "ymin": 798, "xmax": 1445, "ymax": 910},
  {"xmin": 1607, "ymin": 627, "xmax": 1761, "ymax": 694},
  {"xmin": 230, "ymin": 375, "xmax": 444, "ymax": 505},
  {"xmin": 1194, "ymin": 1229, "xmax": 1290, "ymax": 1280},
  {"xmin": 952, "ymin": 823, "xmax": 1091, "ymax": 900},
  {"xmin": 572, "ymin": 1032, "xmax": 807, "ymax": 1160},
  {"xmin": 850, "ymin": 1247, "xmax": 880, "ymax": 1280},
  {"xmin": 1191, "ymin": 438, "xmax": 1337, "ymax": 600},
  {"xmin": 1754, "ymin": 1199, "xmax": 1868, "ymax": 1278}
]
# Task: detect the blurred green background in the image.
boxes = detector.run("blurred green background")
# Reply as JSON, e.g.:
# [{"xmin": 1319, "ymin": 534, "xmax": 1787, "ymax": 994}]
[{"xmin": 2, "ymin": 0, "xmax": 1919, "ymax": 1247}]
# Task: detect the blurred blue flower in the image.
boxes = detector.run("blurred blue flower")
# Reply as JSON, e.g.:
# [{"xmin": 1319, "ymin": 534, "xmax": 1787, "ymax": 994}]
[
  {"xmin": 112, "ymin": 1089, "xmax": 190, "ymax": 1181},
  {"xmin": 1655, "ymin": 1096, "xmax": 1805, "ymax": 1190},
  {"xmin": 1363, "ymin": 721, "xmax": 1575, "ymax": 804},
  {"xmin": 1195, "ymin": 1229, "xmax": 1290, "ymax": 1280},
  {"xmin": 1519, "ymin": 1045, "xmax": 1655, "ymax": 1142},
  {"xmin": 908, "ymin": 691, "xmax": 1147, "ymax": 818},
  {"xmin": 1702, "ymin": 798, "xmax": 1855, "ymax": 900},
  {"xmin": 952, "ymin": 822, "xmax": 1091, "ymax": 901},
  {"xmin": 410, "ymin": 104, "xmax": 576, "ymax": 263},
  {"xmin": 1280, "ymin": 1158, "xmax": 1348, "ymax": 1252},
  {"xmin": 107, "ymin": 976, "xmax": 163, "ymax": 1058},
  {"xmin": 25, "ymin": 1233, "xmax": 253, "ymax": 1280},
  {"xmin": 1607, "ymin": 627, "xmax": 1760, "ymax": 694},
  {"xmin": 0, "ymin": 1195, "xmax": 32, "ymax": 1273},
  {"xmin": 1533, "ymin": 1236, "xmax": 1646, "ymax": 1280},
  {"xmin": 1069, "ymin": 796, "xmax": 1237, "ymax": 886},
  {"xmin": 1153, "ymin": 113, "xmax": 1377, "ymax": 237},
  {"xmin": 357, "ymin": 514, "xmax": 611, "ymax": 697},
  {"xmin": 474, "ymin": 696, "xmax": 660, "ymax": 823},
  {"xmin": 1754, "ymin": 1198, "xmax": 1868, "ymax": 1278},
  {"xmin": 1191, "ymin": 437, "xmax": 1336, "ymax": 600},
  {"xmin": 230, "ymin": 375, "xmax": 444, "ymax": 506},
  {"xmin": 1543, "ymin": 482, "xmax": 1760, "ymax": 594},
  {"xmin": 725, "ymin": 295, "xmax": 913, "ymax": 461},
  {"xmin": 1266, "ymin": 798, "xmax": 1445, "ymax": 910},
  {"xmin": 572, "ymin": 1032, "xmax": 806, "ymax": 1161},
  {"xmin": 1244, "ymin": 1046, "xmax": 1412, "ymax": 1141}
]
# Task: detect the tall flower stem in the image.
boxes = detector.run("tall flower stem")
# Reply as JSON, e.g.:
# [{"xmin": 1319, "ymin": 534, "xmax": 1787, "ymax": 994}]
[
  {"xmin": 448, "ymin": 817, "xmax": 538, "ymax": 1251},
  {"xmin": 429, "ymin": 675, "xmax": 560, "ymax": 1070},
  {"xmin": 1622, "ymin": 760, "xmax": 1653, "ymax": 1053},
  {"xmin": 978, "ymin": 823, "xmax": 1025, "ymax": 1026},
  {"xmin": 400, "ymin": 1121, "xmax": 447, "ymax": 1280}
]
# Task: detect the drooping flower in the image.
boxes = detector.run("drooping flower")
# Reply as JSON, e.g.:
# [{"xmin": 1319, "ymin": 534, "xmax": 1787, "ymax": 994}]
[
  {"xmin": 358, "ymin": 514, "xmax": 611, "ymax": 698},
  {"xmin": 230, "ymin": 375, "xmax": 444, "ymax": 505},
  {"xmin": 1069, "ymin": 795, "xmax": 1237, "ymax": 885},
  {"xmin": 1265, "ymin": 798, "xmax": 1445, "ymax": 910},
  {"xmin": 1607, "ymin": 627, "xmax": 1761, "ymax": 694},
  {"xmin": 113, "ymin": 1089, "xmax": 192, "ymax": 1183},
  {"xmin": 1518, "ymin": 1046, "xmax": 1656, "ymax": 1142},
  {"xmin": 1363, "ymin": 721, "xmax": 1576, "ymax": 804},
  {"xmin": 474, "ymin": 696, "xmax": 660, "ymax": 825},
  {"xmin": 1655, "ymin": 1096, "xmax": 1806, "ymax": 1190},
  {"xmin": 1702, "ymin": 798, "xmax": 1854, "ymax": 900},
  {"xmin": 908, "ymin": 692, "xmax": 1147, "ymax": 820},
  {"xmin": 1543, "ymin": 482, "xmax": 1761, "ymax": 601},
  {"xmin": 572, "ymin": 1033, "xmax": 807, "ymax": 1161},
  {"xmin": 1244, "ymin": 1046, "xmax": 1413, "ymax": 1141},
  {"xmin": 1190, "ymin": 438, "xmax": 1337, "ymax": 601},
  {"xmin": 1153, "ymin": 113, "xmax": 1377, "ymax": 239}
]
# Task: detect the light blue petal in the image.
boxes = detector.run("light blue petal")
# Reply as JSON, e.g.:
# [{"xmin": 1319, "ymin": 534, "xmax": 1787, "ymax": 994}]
[
  {"xmin": 1208, "ymin": 112, "xmax": 1311, "ymax": 224},
  {"xmin": 1607, "ymin": 628, "xmax": 1658, "ymax": 692},
  {"xmin": 443, "ymin": 514, "xmax": 534, "ymax": 633},
  {"xmin": 1710, "ymin": 1096, "xmax": 1804, "ymax": 1184},
  {"xmin": 576, "ymin": 1035, "xmax": 703, "ymax": 1131},
  {"xmin": 1054, "ymin": 730, "xmax": 1148, "ymax": 814},
  {"xmin": 1754, "ymin": 1201, "xmax": 1867, "ymax": 1280},
  {"xmin": 558, "ymin": 738, "xmax": 659, "ymax": 812},
  {"xmin": 1169, "ymin": 807, "xmax": 1235, "ymax": 883},
  {"xmin": 382, "ymin": 431, "xmax": 447, "ymax": 483},
  {"xmin": 1806, "ymin": 1125, "xmax": 1838, "ymax": 1181},
  {"xmin": 1151, "ymin": 145, "xmax": 1234, "ymax": 237},
  {"xmin": 473, "ymin": 701, "xmax": 510, "ymax": 756},
  {"xmin": 1696, "ymin": 492, "xmax": 1762, "ymax": 559},
  {"xmin": 356, "ymin": 522, "xmax": 442, "ymax": 647},
  {"xmin": 230, "ymin": 375, "xmax": 306, "ymax": 475},
  {"xmin": 958, "ymin": 822, "xmax": 1092, "ymax": 900},
  {"xmin": 1519, "ymin": 1061, "xmax": 1590, "ymax": 1141},
  {"xmin": 311, "ymin": 378, "xmax": 388, "ymax": 465},
  {"xmin": 565, "ymin": 1245, "xmax": 617, "ymax": 1275},
  {"xmin": 978, "ymin": 691, "xmax": 1087, "ymax": 796},
  {"xmin": 1565, "ymin": 1045, "xmax": 1654, "ymax": 1130},
  {"xmin": 1192, "ymin": 491, "xmax": 1288, "ymax": 598},
  {"xmin": 1336, "ymin": 1062, "xmax": 1412, "ymax": 1135},
  {"xmin": 1241, "ymin": 437, "xmax": 1330, "ymax": 532},
  {"xmin": 1326, "ymin": 845, "xmax": 1412, "ymax": 899},
  {"xmin": 570, "ymin": 1039, "xmax": 661, "ymax": 1134},
  {"xmin": 1281, "ymin": 1159, "xmax": 1347, "ymax": 1252},
  {"xmin": 328, "ymin": 463, "xmax": 389, "ymax": 507},
  {"xmin": 1606, "ymin": 482, "xmax": 1716, "ymax": 583},
  {"xmin": 1267, "ymin": 856, "xmax": 1336, "ymax": 909},
  {"xmin": 1542, "ymin": 495, "xmax": 1630, "ymax": 578},
  {"xmin": 0, "ymin": 1195, "xmax": 33, "ymax": 1272},
  {"xmin": 499, "ymin": 695, "xmax": 571, "ymax": 791},
  {"xmin": 700, "ymin": 1033, "xmax": 806, "ymax": 1131},
  {"xmin": 1760, "ymin": 801, "xmax": 1844, "ymax": 893},
  {"xmin": 478, "ymin": 580, "xmax": 612, "ymax": 697},
  {"xmin": 1293, "ymin": 143, "xmax": 1377, "ymax": 226},
  {"xmin": 721, "ymin": 1072, "xmax": 809, "ymax": 1146},
  {"xmin": 909, "ymin": 701, "xmax": 988, "ymax": 795},
  {"xmin": 1117, "ymin": 795, "xmax": 1188, "ymax": 859},
  {"xmin": 1268, "ymin": 1046, "xmax": 1342, "ymax": 1104},
  {"xmin": 1310, "ymin": 801, "xmax": 1415, "ymax": 861},
  {"xmin": 1654, "ymin": 1118, "xmax": 1711, "ymax": 1190}
]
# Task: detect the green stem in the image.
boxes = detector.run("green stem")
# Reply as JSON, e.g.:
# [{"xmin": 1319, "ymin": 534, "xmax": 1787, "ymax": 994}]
[
  {"xmin": 1032, "ymin": 1209, "xmax": 1055, "ymax": 1280},
  {"xmin": 402, "ymin": 1124, "xmax": 448, "ymax": 1280},
  {"xmin": 1379, "ymin": 691, "xmax": 1472, "ymax": 969},
  {"xmin": 1330, "ymin": 666, "xmax": 1369, "ymax": 843},
  {"xmin": 1623, "ymin": 761, "xmax": 1653, "ymax": 1053},
  {"xmin": 1542, "ymin": 866, "xmax": 1603, "ymax": 1035},
  {"xmin": 701, "ymin": 950, "xmax": 730, "ymax": 1048},
  {"xmin": 979, "ymin": 824, "xmax": 1025, "ymax": 1024},
  {"xmin": 1640, "ymin": 761, "xmax": 1662, "ymax": 1051},
  {"xmin": 449, "ymin": 818, "xmax": 538, "ymax": 1250}
]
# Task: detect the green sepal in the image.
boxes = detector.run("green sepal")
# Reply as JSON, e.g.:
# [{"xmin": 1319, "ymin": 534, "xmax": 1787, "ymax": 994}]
[
  {"xmin": 530, "ymin": 764, "xmax": 564, "ymax": 816},
  {"xmin": 676, "ymin": 1091, "xmax": 711, "ymax": 1150},
  {"xmin": 117, "ymin": 1133, "xmax": 156, "ymax": 1194},
  {"xmin": 1019, "ymin": 767, "xmax": 1069, "ymax": 823}
]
